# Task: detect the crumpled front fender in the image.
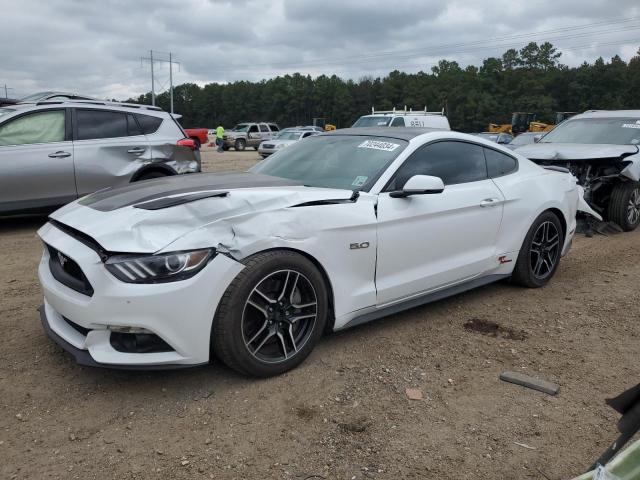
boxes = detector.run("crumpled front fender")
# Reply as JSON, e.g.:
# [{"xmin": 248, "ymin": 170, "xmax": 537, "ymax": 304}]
[{"xmin": 577, "ymin": 185, "xmax": 602, "ymax": 221}]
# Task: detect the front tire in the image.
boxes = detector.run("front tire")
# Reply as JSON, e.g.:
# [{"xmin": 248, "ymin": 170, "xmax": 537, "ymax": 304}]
[
  {"xmin": 607, "ymin": 181, "xmax": 640, "ymax": 231},
  {"xmin": 511, "ymin": 211, "xmax": 563, "ymax": 288},
  {"xmin": 212, "ymin": 250, "xmax": 328, "ymax": 377},
  {"xmin": 235, "ymin": 139, "xmax": 246, "ymax": 151}
]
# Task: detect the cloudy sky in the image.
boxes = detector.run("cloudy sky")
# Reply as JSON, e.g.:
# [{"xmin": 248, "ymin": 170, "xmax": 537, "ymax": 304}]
[{"xmin": 2, "ymin": 0, "xmax": 640, "ymax": 100}]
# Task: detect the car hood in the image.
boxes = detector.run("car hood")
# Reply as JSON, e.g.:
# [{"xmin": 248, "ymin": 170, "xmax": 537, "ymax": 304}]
[
  {"xmin": 517, "ymin": 143, "xmax": 639, "ymax": 161},
  {"xmin": 46, "ymin": 172, "xmax": 357, "ymax": 254}
]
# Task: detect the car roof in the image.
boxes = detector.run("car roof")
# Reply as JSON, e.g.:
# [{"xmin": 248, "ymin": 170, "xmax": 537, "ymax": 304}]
[
  {"xmin": 323, "ymin": 127, "xmax": 444, "ymax": 141},
  {"xmin": 577, "ymin": 110, "xmax": 640, "ymax": 119},
  {"xmin": 1, "ymin": 100, "xmax": 167, "ymax": 116}
]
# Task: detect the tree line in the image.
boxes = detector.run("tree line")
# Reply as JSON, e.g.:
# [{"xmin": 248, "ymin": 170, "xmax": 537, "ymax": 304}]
[{"xmin": 127, "ymin": 42, "xmax": 640, "ymax": 132}]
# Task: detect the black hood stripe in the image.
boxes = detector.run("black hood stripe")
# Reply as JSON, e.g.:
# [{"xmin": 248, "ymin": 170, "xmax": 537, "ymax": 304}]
[{"xmin": 79, "ymin": 172, "xmax": 303, "ymax": 212}]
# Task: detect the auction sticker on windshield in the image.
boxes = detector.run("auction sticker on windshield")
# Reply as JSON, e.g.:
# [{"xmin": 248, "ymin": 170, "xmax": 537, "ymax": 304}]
[
  {"xmin": 358, "ymin": 140, "xmax": 400, "ymax": 152},
  {"xmin": 351, "ymin": 176, "xmax": 368, "ymax": 187},
  {"xmin": 622, "ymin": 123, "xmax": 640, "ymax": 129}
]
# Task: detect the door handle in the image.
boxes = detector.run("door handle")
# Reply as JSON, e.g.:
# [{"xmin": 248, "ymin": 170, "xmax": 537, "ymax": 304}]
[
  {"xmin": 480, "ymin": 198, "xmax": 501, "ymax": 207},
  {"xmin": 127, "ymin": 147, "xmax": 146, "ymax": 154},
  {"xmin": 48, "ymin": 151, "xmax": 71, "ymax": 158}
]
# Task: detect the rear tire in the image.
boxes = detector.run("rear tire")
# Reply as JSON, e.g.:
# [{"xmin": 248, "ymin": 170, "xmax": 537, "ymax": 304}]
[
  {"xmin": 511, "ymin": 211, "xmax": 564, "ymax": 288},
  {"xmin": 607, "ymin": 181, "xmax": 640, "ymax": 231},
  {"xmin": 235, "ymin": 139, "xmax": 246, "ymax": 151},
  {"xmin": 212, "ymin": 250, "xmax": 328, "ymax": 377}
]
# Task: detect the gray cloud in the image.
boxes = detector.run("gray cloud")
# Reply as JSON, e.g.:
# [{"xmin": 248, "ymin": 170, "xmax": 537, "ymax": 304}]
[{"xmin": 1, "ymin": 0, "xmax": 639, "ymax": 100}]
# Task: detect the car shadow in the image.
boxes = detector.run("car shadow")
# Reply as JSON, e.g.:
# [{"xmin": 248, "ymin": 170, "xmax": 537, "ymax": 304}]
[
  {"xmin": 0, "ymin": 214, "xmax": 49, "ymax": 233},
  {"xmin": 56, "ymin": 279, "xmax": 519, "ymax": 393}
]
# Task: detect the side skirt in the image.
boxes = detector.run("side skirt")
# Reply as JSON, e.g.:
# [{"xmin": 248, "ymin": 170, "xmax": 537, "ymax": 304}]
[{"xmin": 336, "ymin": 274, "xmax": 510, "ymax": 331}]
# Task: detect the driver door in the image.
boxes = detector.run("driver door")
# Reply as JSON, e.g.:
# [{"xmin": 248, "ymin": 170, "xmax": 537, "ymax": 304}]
[{"xmin": 375, "ymin": 140, "xmax": 504, "ymax": 305}]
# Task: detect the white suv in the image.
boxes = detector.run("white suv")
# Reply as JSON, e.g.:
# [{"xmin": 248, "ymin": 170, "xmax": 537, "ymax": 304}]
[
  {"xmin": 352, "ymin": 107, "xmax": 451, "ymax": 130},
  {"xmin": 0, "ymin": 100, "xmax": 200, "ymax": 215}
]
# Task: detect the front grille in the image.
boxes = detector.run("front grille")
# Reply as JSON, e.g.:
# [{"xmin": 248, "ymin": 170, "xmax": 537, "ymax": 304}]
[
  {"xmin": 46, "ymin": 244, "xmax": 94, "ymax": 296},
  {"xmin": 262, "ymin": 144, "xmax": 274, "ymax": 149}
]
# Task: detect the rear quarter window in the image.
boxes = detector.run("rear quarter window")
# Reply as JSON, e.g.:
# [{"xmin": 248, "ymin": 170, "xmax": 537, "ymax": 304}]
[
  {"xmin": 135, "ymin": 114, "xmax": 163, "ymax": 134},
  {"xmin": 484, "ymin": 148, "xmax": 518, "ymax": 177}
]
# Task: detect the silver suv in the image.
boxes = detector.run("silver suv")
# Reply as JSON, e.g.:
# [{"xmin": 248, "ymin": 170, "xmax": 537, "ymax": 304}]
[{"xmin": 0, "ymin": 100, "xmax": 200, "ymax": 215}]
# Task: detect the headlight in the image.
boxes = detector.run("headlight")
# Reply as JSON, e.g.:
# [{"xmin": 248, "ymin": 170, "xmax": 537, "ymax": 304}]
[{"xmin": 105, "ymin": 249, "xmax": 215, "ymax": 283}]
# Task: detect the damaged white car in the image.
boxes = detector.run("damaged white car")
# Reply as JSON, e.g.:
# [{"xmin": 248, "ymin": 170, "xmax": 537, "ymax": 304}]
[
  {"xmin": 518, "ymin": 110, "xmax": 640, "ymax": 231},
  {"xmin": 37, "ymin": 128, "xmax": 598, "ymax": 376}
]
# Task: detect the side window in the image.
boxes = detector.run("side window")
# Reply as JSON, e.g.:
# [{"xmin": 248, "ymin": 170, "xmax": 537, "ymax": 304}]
[
  {"xmin": 127, "ymin": 114, "xmax": 142, "ymax": 136},
  {"xmin": 390, "ymin": 117, "xmax": 405, "ymax": 127},
  {"xmin": 76, "ymin": 110, "xmax": 127, "ymax": 140},
  {"xmin": 302, "ymin": 132, "xmax": 313, "ymax": 138},
  {"xmin": 388, "ymin": 141, "xmax": 488, "ymax": 190},
  {"xmin": 135, "ymin": 114, "xmax": 163, "ymax": 134},
  {"xmin": 259, "ymin": 124, "xmax": 269, "ymax": 132},
  {"xmin": 0, "ymin": 110, "xmax": 66, "ymax": 146},
  {"xmin": 269, "ymin": 124, "xmax": 279, "ymax": 132},
  {"xmin": 249, "ymin": 125, "xmax": 259, "ymax": 133},
  {"xmin": 484, "ymin": 148, "xmax": 518, "ymax": 177}
]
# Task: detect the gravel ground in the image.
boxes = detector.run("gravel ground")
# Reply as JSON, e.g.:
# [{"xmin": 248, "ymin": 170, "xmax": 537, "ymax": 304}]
[{"xmin": 1, "ymin": 146, "xmax": 638, "ymax": 479}]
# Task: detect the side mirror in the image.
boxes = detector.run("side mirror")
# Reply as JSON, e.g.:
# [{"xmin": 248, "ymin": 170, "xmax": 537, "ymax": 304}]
[{"xmin": 389, "ymin": 175, "xmax": 445, "ymax": 198}]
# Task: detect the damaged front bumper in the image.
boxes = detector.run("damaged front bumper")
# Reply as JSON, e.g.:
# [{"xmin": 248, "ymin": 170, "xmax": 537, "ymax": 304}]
[{"xmin": 37, "ymin": 222, "xmax": 244, "ymax": 369}]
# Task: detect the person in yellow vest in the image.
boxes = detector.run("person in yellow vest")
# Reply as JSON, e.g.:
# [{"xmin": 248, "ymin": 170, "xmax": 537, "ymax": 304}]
[{"xmin": 215, "ymin": 125, "xmax": 224, "ymax": 152}]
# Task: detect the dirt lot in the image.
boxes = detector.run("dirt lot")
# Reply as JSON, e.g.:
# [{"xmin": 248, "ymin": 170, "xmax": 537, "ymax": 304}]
[{"xmin": 1, "ymin": 147, "xmax": 639, "ymax": 479}]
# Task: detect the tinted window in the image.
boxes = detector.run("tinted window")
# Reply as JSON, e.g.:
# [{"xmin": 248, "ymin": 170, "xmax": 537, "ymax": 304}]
[
  {"xmin": 388, "ymin": 141, "xmax": 487, "ymax": 189},
  {"xmin": 259, "ymin": 124, "xmax": 269, "ymax": 132},
  {"xmin": 484, "ymin": 148, "xmax": 517, "ymax": 177},
  {"xmin": 0, "ymin": 110, "xmax": 65, "ymax": 146},
  {"xmin": 249, "ymin": 125, "xmax": 259, "ymax": 133},
  {"xmin": 135, "ymin": 114, "xmax": 162, "ymax": 134},
  {"xmin": 77, "ymin": 110, "xmax": 127, "ymax": 140},
  {"xmin": 127, "ymin": 114, "xmax": 142, "ymax": 136},
  {"xmin": 268, "ymin": 124, "xmax": 279, "ymax": 132},
  {"xmin": 390, "ymin": 117, "xmax": 405, "ymax": 127}
]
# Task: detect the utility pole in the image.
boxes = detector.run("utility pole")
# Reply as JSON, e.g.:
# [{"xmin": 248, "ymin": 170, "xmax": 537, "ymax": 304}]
[
  {"xmin": 140, "ymin": 51, "xmax": 180, "ymax": 112},
  {"xmin": 150, "ymin": 50, "xmax": 155, "ymax": 106},
  {"xmin": 2, "ymin": 84, "xmax": 14, "ymax": 99},
  {"xmin": 169, "ymin": 52, "xmax": 173, "ymax": 114}
]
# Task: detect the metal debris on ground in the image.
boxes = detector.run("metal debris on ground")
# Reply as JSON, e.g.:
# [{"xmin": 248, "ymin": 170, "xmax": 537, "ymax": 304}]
[{"xmin": 500, "ymin": 371, "xmax": 560, "ymax": 396}]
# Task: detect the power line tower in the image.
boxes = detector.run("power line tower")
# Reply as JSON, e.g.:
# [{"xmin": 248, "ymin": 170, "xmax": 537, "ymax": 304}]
[
  {"xmin": 140, "ymin": 50, "xmax": 180, "ymax": 113},
  {"xmin": 2, "ymin": 84, "xmax": 14, "ymax": 99}
]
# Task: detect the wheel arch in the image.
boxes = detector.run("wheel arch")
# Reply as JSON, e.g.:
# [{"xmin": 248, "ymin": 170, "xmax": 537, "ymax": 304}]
[
  {"xmin": 130, "ymin": 164, "xmax": 177, "ymax": 182},
  {"xmin": 242, "ymin": 247, "xmax": 337, "ymax": 332},
  {"xmin": 546, "ymin": 206, "xmax": 567, "ymax": 241}
]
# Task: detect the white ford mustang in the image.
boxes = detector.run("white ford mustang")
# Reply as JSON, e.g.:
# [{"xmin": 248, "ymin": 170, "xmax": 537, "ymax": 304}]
[{"xmin": 37, "ymin": 128, "xmax": 599, "ymax": 376}]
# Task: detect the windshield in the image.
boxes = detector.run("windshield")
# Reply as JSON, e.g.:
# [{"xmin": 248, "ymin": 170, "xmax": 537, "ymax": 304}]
[
  {"xmin": 510, "ymin": 133, "xmax": 539, "ymax": 146},
  {"xmin": 477, "ymin": 133, "xmax": 499, "ymax": 142},
  {"xmin": 352, "ymin": 116, "xmax": 392, "ymax": 128},
  {"xmin": 230, "ymin": 123, "xmax": 250, "ymax": 132},
  {"xmin": 276, "ymin": 132, "xmax": 303, "ymax": 140},
  {"xmin": 541, "ymin": 118, "xmax": 640, "ymax": 145},
  {"xmin": 251, "ymin": 135, "xmax": 408, "ymax": 191}
]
